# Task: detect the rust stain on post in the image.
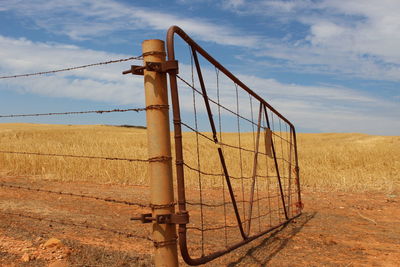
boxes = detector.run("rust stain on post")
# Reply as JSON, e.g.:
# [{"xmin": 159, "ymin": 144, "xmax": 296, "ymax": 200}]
[{"xmin": 143, "ymin": 39, "xmax": 178, "ymax": 267}]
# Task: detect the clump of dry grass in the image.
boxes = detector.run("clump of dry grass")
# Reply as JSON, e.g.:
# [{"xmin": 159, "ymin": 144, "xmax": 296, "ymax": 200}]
[{"xmin": 0, "ymin": 123, "xmax": 398, "ymax": 193}]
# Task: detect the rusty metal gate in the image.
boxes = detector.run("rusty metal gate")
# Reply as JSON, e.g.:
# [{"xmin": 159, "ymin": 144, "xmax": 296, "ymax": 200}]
[{"xmin": 166, "ymin": 26, "xmax": 303, "ymax": 265}]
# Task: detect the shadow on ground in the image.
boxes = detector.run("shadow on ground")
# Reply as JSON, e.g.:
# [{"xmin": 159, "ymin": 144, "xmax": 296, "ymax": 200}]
[{"xmin": 227, "ymin": 212, "xmax": 316, "ymax": 266}]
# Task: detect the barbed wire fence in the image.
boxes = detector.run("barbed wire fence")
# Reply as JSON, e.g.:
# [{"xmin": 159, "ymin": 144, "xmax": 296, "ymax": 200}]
[
  {"xmin": 0, "ymin": 55, "xmax": 155, "ymax": 244},
  {"xmin": 1, "ymin": 28, "xmax": 302, "ymax": 266}
]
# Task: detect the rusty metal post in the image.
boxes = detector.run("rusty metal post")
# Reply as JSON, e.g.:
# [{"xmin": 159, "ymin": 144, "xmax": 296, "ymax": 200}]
[{"xmin": 143, "ymin": 39, "xmax": 179, "ymax": 267}]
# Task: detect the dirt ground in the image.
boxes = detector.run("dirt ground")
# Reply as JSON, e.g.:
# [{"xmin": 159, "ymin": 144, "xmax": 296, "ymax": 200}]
[{"xmin": 0, "ymin": 176, "xmax": 399, "ymax": 267}]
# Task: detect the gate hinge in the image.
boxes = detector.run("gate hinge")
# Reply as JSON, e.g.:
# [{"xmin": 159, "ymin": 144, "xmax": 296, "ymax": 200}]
[
  {"xmin": 122, "ymin": 60, "xmax": 179, "ymax": 76},
  {"xmin": 131, "ymin": 211, "xmax": 189, "ymax": 224}
]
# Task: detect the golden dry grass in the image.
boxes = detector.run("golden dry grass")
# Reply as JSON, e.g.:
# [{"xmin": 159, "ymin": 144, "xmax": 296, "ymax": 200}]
[
  {"xmin": 0, "ymin": 123, "xmax": 148, "ymax": 185},
  {"xmin": 0, "ymin": 123, "xmax": 398, "ymax": 193},
  {"xmin": 298, "ymin": 133, "xmax": 399, "ymax": 193}
]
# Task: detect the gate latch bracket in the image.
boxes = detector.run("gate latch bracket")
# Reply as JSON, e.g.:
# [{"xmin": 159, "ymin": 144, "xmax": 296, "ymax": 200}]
[
  {"xmin": 131, "ymin": 211, "xmax": 189, "ymax": 224},
  {"xmin": 123, "ymin": 60, "xmax": 179, "ymax": 76}
]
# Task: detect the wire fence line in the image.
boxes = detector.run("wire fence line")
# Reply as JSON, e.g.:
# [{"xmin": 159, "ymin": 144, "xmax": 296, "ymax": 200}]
[
  {"xmin": 0, "ymin": 107, "xmax": 149, "ymax": 118},
  {"xmin": 0, "ymin": 182, "xmax": 149, "ymax": 208},
  {"xmin": 0, "ymin": 56, "xmax": 143, "ymax": 79},
  {"xmin": 0, "ymin": 150, "xmax": 150, "ymax": 163},
  {"xmin": 0, "ymin": 49, "xmax": 186, "ymax": 263},
  {"xmin": 0, "ymin": 56, "xmax": 152, "ymax": 240},
  {"xmin": 2, "ymin": 210, "xmax": 151, "ymax": 241}
]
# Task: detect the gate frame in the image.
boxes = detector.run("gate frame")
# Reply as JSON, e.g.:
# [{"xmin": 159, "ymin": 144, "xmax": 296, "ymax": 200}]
[{"xmin": 166, "ymin": 25, "xmax": 303, "ymax": 265}]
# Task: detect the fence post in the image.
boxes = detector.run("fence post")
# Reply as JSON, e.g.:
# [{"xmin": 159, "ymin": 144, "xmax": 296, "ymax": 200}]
[{"xmin": 142, "ymin": 39, "xmax": 179, "ymax": 267}]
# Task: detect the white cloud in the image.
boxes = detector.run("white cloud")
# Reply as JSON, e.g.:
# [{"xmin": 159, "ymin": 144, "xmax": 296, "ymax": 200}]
[
  {"xmin": 223, "ymin": 0, "xmax": 246, "ymax": 9},
  {"xmin": 238, "ymin": 75, "xmax": 399, "ymax": 135},
  {"xmin": 222, "ymin": 0, "xmax": 400, "ymax": 82},
  {"xmin": 0, "ymin": 35, "xmax": 144, "ymax": 105},
  {"xmin": 0, "ymin": 0, "xmax": 259, "ymax": 47},
  {"xmin": 260, "ymin": 0, "xmax": 302, "ymax": 12},
  {"xmin": 295, "ymin": 1, "xmax": 400, "ymax": 66},
  {"xmin": 3, "ymin": 0, "xmax": 399, "ymax": 81},
  {"xmin": 309, "ymin": 22, "xmax": 345, "ymax": 43}
]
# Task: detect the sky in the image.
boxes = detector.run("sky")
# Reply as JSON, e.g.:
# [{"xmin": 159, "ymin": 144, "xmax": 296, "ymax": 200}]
[{"xmin": 0, "ymin": 0, "xmax": 399, "ymax": 135}]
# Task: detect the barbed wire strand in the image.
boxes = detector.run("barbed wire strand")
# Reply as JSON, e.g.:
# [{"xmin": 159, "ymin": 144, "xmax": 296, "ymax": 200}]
[
  {"xmin": 0, "ymin": 150, "xmax": 149, "ymax": 163},
  {"xmin": 2, "ymin": 210, "xmax": 151, "ymax": 241},
  {"xmin": 0, "ymin": 107, "xmax": 147, "ymax": 118},
  {"xmin": 0, "ymin": 56, "xmax": 143, "ymax": 79},
  {"xmin": 0, "ymin": 183, "xmax": 148, "ymax": 208}
]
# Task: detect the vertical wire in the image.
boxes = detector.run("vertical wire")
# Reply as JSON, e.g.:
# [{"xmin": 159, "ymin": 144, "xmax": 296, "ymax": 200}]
[
  {"xmin": 235, "ymin": 84, "xmax": 246, "ymax": 224},
  {"xmin": 279, "ymin": 118, "xmax": 287, "ymax": 216},
  {"xmin": 260, "ymin": 108, "xmax": 267, "ymax": 228},
  {"xmin": 285, "ymin": 123, "xmax": 292, "ymax": 217},
  {"xmin": 293, "ymin": 127, "xmax": 300, "ymax": 215},
  {"xmin": 264, "ymin": 109, "xmax": 273, "ymax": 227},
  {"xmin": 215, "ymin": 67, "xmax": 228, "ymax": 247},
  {"xmin": 256, "ymin": 140, "xmax": 261, "ymax": 231},
  {"xmin": 189, "ymin": 46, "xmax": 205, "ymax": 255},
  {"xmin": 290, "ymin": 126, "xmax": 295, "ymax": 217},
  {"xmin": 255, "ymin": 107, "xmax": 262, "ymax": 231},
  {"xmin": 271, "ymin": 113, "xmax": 281, "ymax": 222},
  {"xmin": 290, "ymin": 126, "xmax": 296, "ymax": 217},
  {"xmin": 284, "ymin": 123, "xmax": 289, "ymax": 216},
  {"xmin": 249, "ymin": 96, "xmax": 261, "ymax": 231}
]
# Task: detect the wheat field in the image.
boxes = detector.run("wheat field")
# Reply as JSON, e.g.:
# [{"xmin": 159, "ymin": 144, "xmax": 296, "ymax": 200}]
[{"xmin": 0, "ymin": 123, "xmax": 398, "ymax": 193}]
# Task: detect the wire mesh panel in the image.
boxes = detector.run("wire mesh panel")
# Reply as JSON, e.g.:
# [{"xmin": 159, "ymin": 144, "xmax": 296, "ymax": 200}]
[{"xmin": 167, "ymin": 26, "xmax": 303, "ymax": 265}]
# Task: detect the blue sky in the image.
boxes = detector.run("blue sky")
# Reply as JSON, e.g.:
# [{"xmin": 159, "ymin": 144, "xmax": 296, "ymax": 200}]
[{"xmin": 0, "ymin": 0, "xmax": 399, "ymax": 135}]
